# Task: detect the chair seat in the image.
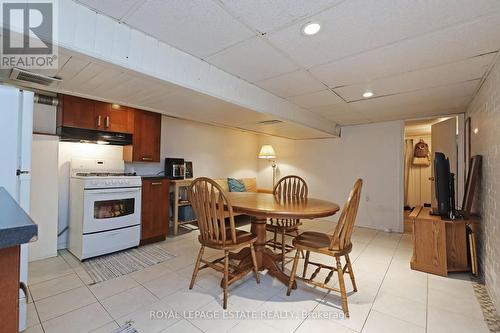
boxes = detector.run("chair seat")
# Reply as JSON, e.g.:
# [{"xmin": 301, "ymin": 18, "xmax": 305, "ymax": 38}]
[
  {"xmin": 266, "ymin": 220, "xmax": 302, "ymax": 232},
  {"xmin": 199, "ymin": 229, "xmax": 257, "ymax": 249},
  {"xmin": 293, "ymin": 231, "xmax": 352, "ymax": 254},
  {"xmin": 292, "ymin": 231, "xmax": 332, "ymax": 249}
]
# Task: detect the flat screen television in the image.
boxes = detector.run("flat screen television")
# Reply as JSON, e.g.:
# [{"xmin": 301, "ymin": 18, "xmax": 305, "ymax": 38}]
[{"xmin": 433, "ymin": 152, "xmax": 455, "ymax": 217}]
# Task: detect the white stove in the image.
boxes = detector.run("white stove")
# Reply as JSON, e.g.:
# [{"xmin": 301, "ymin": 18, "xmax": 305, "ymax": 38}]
[{"xmin": 68, "ymin": 159, "xmax": 142, "ymax": 260}]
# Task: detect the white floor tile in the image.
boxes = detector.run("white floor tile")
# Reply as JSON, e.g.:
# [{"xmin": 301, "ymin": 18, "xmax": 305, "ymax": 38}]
[
  {"xmin": 143, "ymin": 271, "xmax": 191, "ymax": 299},
  {"xmin": 160, "ymin": 319, "xmax": 202, "ymax": 332},
  {"xmin": 29, "ymin": 273, "xmax": 84, "ymax": 301},
  {"xmin": 296, "ymin": 316, "xmax": 357, "ymax": 333},
  {"xmin": 41, "ymin": 302, "xmax": 113, "ymax": 333},
  {"xmin": 188, "ymin": 300, "xmax": 241, "ymax": 333},
  {"xmin": 89, "ymin": 275, "xmax": 139, "ymax": 300},
  {"xmin": 427, "ymin": 306, "xmax": 490, "ymax": 333},
  {"xmin": 89, "ymin": 322, "xmax": 120, "ymax": 333},
  {"xmin": 162, "ymin": 288, "xmax": 217, "ymax": 314},
  {"xmin": 27, "ymin": 228, "xmax": 492, "ymax": 333},
  {"xmin": 26, "ymin": 302, "xmax": 40, "ymax": 328},
  {"xmin": 128, "ymin": 262, "xmax": 173, "ymax": 284},
  {"xmin": 35, "ymin": 286, "xmax": 96, "ymax": 322},
  {"xmin": 372, "ymin": 291, "xmax": 426, "ymax": 327},
  {"xmin": 117, "ymin": 298, "xmax": 181, "ymax": 333},
  {"xmin": 23, "ymin": 324, "xmax": 44, "ymax": 333},
  {"xmin": 101, "ymin": 285, "xmax": 158, "ymax": 319},
  {"xmin": 428, "ymin": 286, "xmax": 484, "ymax": 320},
  {"xmin": 228, "ymin": 320, "xmax": 282, "ymax": 333},
  {"xmin": 28, "ymin": 256, "xmax": 74, "ymax": 285},
  {"xmin": 362, "ymin": 310, "xmax": 425, "ymax": 333}
]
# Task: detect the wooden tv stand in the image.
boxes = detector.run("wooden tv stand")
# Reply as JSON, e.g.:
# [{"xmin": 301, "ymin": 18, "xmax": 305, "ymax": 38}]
[{"xmin": 410, "ymin": 206, "xmax": 479, "ymax": 276}]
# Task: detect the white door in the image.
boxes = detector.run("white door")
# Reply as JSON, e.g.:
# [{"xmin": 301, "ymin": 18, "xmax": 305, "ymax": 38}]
[{"xmin": 431, "ymin": 118, "xmax": 457, "ymax": 210}]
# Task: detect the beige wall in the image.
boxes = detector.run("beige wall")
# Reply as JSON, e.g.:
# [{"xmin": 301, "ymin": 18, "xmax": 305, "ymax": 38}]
[
  {"xmin": 128, "ymin": 116, "xmax": 259, "ymax": 179},
  {"xmin": 257, "ymin": 120, "xmax": 404, "ymax": 232},
  {"xmin": 467, "ymin": 55, "xmax": 500, "ymax": 309}
]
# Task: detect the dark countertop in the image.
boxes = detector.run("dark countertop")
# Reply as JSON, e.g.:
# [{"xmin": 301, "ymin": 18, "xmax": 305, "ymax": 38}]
[{"xmin": 0, "ymin": 187, "xmax": 38, "ymax": 249}]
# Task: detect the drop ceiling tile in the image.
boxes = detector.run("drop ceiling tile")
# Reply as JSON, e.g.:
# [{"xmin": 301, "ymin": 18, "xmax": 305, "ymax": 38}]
[
  {"xmin": 122, "ymin": 0, "xmax": 255, "ymax": 58},
  {"xmin": 287, "ymin": 89, "xmax": 344, "ymax": 108},
  {"xmin": 56, "ymin": 56, "xmax": 91, "ymax": 82},
  {"xmin": 76, "ymin": 0, "xmax": 144, "ymax": 20},
  {"xmin": 349, "ymin": 80, "xmax": 479, "ymax": 122},
  {"xmin": 310, "ymin": 13, "xmax": 500, "ymax": 87},
  {"xmin": 218, "ymin": 0, "xmax": 343, "ymax": 33},
  {"xmin": 256, "ymin": 70, "xmax": 326, "ymax": 98},
  {"xmin": 267, "ymin": 0, "xmax": 500, "ymax": 68},
  {"xmin": 335, "ymin": 53, "xmax": 495, "ymax": 102},
  {"xmin": 309, "ymin": 103, "xmax": 369, "ymax": 126},
  {"xmin": 205, "ymin": 37, "xmax": 298, "ymax": 83}
]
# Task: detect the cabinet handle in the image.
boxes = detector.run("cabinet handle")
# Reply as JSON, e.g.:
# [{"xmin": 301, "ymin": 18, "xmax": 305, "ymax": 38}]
[
  {"xmin": 105, "ymin": 116, "xmax": 110, "ymax": 128},
  {"xmin": 96, "ymin": 115, "xmax": 101, "ymax": 127},
  {"xmin": 142, "ymin": 157, "xmax": 153, "ymax": 161},
  {"xmin": 151, "ymin": 182, "xmax": 163, "ymax": 186}
]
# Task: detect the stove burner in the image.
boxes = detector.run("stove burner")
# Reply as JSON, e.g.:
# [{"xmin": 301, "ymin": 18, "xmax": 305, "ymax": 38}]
[{"xmin": 75, "ymin": 172, "xmax": 137, "ymax": 177}]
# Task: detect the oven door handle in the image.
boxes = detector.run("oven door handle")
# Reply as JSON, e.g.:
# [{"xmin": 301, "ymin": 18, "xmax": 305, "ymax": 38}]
[{"xmin": 84, "ymin": 188, "xmax": 141, "ymax": 195}]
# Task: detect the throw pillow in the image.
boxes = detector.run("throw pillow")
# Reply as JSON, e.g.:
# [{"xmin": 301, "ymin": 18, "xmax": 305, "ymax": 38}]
[{"xmin": 227, "ymin": 178, "xmax": 246, "ymax": 192}]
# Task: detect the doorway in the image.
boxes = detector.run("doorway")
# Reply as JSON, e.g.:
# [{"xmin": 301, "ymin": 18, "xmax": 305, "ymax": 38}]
[{"xmin": 403, "ymin": 116, "xmax": 464, "ymax": 233}]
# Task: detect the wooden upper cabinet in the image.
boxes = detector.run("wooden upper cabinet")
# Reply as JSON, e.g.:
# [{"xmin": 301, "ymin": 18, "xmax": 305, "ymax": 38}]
[
  {"xmin": 124, "ymin": 110, "xmax": 161, "ymax": 163},
  {"xmin": 58, "ymin": 95, "xmax": 97, "ymax": 129},
  {"xmin": 58, "ymin": 95, "xmax": 133, "ymax": 133},
  {"xmin": 95, "ymin": 102, "xmax": 134, "ymax": 134}
]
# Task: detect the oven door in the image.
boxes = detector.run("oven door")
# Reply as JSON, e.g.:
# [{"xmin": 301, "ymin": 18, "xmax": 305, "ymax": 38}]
[{"xmin": 83, "ymin": 187, "xmax": 141, "ymax": 234}]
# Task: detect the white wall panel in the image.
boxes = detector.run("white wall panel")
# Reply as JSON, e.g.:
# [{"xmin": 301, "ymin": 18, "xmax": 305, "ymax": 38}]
[
  {"xmin": 74, "ymin": 4, "xmax": 97, "ymax": 53},
  {"xmin": 111, "ymin": 23, "xmax": 131, "ymax": 65},
  {"xmin": 93, "ymin": 13, "xmax": 116, "ymax": 59}
]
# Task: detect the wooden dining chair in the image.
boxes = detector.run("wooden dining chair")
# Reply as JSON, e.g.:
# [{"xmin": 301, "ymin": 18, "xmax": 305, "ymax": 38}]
[
  {"xmin": 188, "ymin": 177, "xmax": 260, "ymax": 309},
  {"xmin": 286, "ymin": 179, "xmax": 363, "ymax": 317},
  {"xmin": 266, "ymin": 175, "xmax": 308, "ymax": 270}
]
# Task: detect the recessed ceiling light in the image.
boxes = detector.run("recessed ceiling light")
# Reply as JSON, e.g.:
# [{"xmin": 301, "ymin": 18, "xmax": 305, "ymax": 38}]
[
  {"xmin": 362, "ymin": 91, "xmax": 374, "ymax": 98},
  {"xmin": 302, "ymin": 22, "xmax": 321, "ymax": 36}
]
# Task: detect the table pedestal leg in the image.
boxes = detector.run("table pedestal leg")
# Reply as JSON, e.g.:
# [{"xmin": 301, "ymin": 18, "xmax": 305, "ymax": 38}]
[
  {"xmin": 251, "ymin": 217, "xmax": 297, "ymax": 289},
  {"xmin": 221, "ymin": 216, "xmax": 296, "ymax": 289}
]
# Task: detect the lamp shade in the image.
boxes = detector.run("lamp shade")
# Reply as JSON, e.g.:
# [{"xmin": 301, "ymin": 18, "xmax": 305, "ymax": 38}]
[{"xmin": 258, "ymin": 145, "xmax": 276, "ymax": 159}]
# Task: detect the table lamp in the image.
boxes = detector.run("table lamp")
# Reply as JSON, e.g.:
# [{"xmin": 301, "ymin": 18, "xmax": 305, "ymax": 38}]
[{"xmin": 258, "ymin": 144, "xmax": 277, "ymax": 187}]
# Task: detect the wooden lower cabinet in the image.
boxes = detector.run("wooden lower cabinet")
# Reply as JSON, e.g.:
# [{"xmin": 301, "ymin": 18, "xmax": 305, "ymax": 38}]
[
  {"xmin": 141, "ymin": 179, "xmax": 169, "ymax": 244},
  {"xmin": 0, "ymin": 245, "xmax": 20, "ymax": 333},
  {"xmin": 410, "ymin": 207, "xmax": 474, "ymax": 276}
]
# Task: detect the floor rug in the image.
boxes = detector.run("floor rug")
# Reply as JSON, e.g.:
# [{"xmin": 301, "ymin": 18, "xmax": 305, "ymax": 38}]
[{"xmin": 81, "ymin": 244, "xmax": 175, "ymax": 284}]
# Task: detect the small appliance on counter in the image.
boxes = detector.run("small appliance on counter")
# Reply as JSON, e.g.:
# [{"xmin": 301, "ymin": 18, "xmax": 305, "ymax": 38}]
[
  {"xmin": 185, "ymin": 161, "xmax": 193, "ymax": 179},
  {"xmin": 165, "ymin": 158, "xmax": 185, "ymax": 179}
]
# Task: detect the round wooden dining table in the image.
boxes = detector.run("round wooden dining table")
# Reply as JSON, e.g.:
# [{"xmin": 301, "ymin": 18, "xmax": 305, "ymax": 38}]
[{"xmin": 225, "ymin": 192, "xmax": 340, "ymax": 287}]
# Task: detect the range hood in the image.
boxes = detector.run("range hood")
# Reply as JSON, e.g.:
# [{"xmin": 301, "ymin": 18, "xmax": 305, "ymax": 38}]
[{"xmin": 58, "ymin": 127, "xmax": 132, "ymax": 145}]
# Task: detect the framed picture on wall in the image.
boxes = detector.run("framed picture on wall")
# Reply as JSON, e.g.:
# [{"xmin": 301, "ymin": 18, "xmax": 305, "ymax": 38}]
[{"xmin": 465, "ymin": 117, "xmax": 471, "ymax": 173}]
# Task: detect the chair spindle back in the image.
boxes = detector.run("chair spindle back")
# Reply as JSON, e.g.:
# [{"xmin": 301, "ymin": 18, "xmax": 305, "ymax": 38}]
[
  {"xmin": 273, "ymin": 175, "xmax": 308, "ymax": 200},
  {"xmin": 189, "ymin": 177, "xmax": 237, "ymax": 246},
  {"xmin": 330, "ymin": 179, "xmax": 363, "ymax": 251}
]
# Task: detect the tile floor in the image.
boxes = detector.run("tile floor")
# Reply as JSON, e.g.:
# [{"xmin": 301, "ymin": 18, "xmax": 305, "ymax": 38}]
[{"xmin": 25, "ymin": 219, "xmax": 490, "ymax": 333}]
